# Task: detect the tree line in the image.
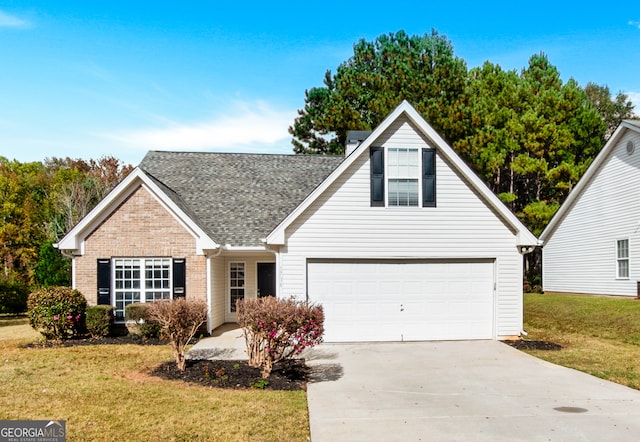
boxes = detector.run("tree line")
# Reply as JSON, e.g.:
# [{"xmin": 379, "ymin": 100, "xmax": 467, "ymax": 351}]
[
  {"xmin": 290, "ymin": 30, "xmax": 636, "ymax": 237},
  {"xmin": 2, "ymin": 30, "xmax": 637, "ymax": 294},
  {"xmin": 0, "ymin": 156, "xmax": 132, "ymax": 291}
]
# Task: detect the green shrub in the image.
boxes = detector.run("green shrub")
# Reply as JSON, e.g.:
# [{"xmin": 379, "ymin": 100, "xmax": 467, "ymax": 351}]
[
  {"xmin": 125, "ymin": 303, "xmax": 161, "ymax": 338},
  {"xmin": 0, "ymin": 280, "xmax": 30, "ymax": 314},
  {"xmin": 86, "ymin": 305, "xmax": 114, "ymax": 338},
  {"xmin": 34, "ymin": 240, "xmax": 71, "ymax": 287},
  {"xmin": 27, "ymin": 287, "xmax": 87, "ymax": 340}
]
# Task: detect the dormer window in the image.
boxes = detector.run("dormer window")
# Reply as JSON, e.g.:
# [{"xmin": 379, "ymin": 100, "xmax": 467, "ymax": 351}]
[
  {"xmin": 388, "ymin": 148, "xmax": 419, "ymax": 206},
  {"xmin": 370, "ymin": 146, "xmax": 436, "ymax": 207}
]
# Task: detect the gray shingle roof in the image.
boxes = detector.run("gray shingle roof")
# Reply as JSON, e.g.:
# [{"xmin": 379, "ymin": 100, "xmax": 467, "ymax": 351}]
[{"xmin": 139, "ymin": 151, "xmax": 345, "ymax": 247}]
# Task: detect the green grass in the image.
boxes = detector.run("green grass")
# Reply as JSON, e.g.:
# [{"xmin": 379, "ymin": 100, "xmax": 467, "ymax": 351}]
[
  {"xmin": 523, "ymin": 293, "xmax": 640, "ymax": 390},
  {"xmin": 0, "ymin": 319, "xmax": 310, "ymax": 441}
]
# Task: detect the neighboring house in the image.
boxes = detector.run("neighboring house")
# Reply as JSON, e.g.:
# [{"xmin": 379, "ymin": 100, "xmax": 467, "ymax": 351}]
[
  {"xmin": 540, "ymin": 120, "xmax": 640, "ymax": 297},
  {"xmin": 56, "ymin": 101, "xmax": 538, "ymax": 342}
]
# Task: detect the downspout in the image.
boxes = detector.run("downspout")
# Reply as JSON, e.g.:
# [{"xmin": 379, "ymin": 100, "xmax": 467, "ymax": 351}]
[{"xmin": 55, "ymin": 245, "xmax": 77, "ymax": 289}]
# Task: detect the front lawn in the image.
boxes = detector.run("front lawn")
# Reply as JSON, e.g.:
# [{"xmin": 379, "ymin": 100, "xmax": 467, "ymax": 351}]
[
  {"xmin": 521, "ymin": 293, "xmax": 640, "ymax": 390},
  {"xmin": 0, "ymin": 317, "xmax": 309, "ymax": 441}
]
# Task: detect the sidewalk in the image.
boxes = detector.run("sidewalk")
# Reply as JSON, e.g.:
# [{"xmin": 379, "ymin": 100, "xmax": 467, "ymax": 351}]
[{"xmin": 187, "ymin": 323, "xmax": 248, "ymax": 360}]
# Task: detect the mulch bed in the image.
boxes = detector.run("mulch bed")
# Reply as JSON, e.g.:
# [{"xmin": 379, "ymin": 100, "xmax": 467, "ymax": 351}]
[
  {"xmin": 504, "ymin": 339, "xmax": 563, "ymax": 351},
  {"xmin": 151, "ymin": 359, "xmax": 308, "ymax": 390}
]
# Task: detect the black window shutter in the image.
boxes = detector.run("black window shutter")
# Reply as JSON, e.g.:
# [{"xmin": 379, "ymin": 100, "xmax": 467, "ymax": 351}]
[
  {"xmin": 173, "ymin": 258, "xmax": 186, "ymax": 298},
  {"xmin": 422, "ymin": 148, "xmax": 436, "ymax": 207},
  {"xmin": 370, "ymin": 146, "xmax": 385, "ymax": 207},
  {"xmin": 97, "ymin": 259, "xmax": 111, "ymax": 305}
]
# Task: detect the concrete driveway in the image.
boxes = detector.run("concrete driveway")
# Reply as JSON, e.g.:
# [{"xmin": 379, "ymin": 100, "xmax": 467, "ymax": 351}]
[{"xmin": 305, "ymin": 340, "xmax": 640, "ymax": 441}]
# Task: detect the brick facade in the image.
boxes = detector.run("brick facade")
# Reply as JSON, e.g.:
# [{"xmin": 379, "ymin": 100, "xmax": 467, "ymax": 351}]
[{"xmin": 74, "ymin": 185, "xmax": 206, "ymax": 305}]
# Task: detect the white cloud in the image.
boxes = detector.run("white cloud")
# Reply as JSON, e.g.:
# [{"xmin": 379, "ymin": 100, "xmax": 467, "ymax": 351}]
[
  {"xmin": 627, "ymin": 91, "xmax": 640, "ymax": 115},
  {"xmin": 0, "ymin": 10, "xmax": 29, "ymax": 28},
  {"xmin": 108, "ymin": 100, "xmax": 297, "ymax": 153},
  {"xmin": 629, "ymin": 20, "xmax": 640, "ymax": 30}
]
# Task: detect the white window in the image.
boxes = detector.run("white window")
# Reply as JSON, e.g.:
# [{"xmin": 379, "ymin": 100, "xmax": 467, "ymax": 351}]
[
  {"xmin": 229, "ymin": 262, "xmax": 245, "ymax": 312},
  {"xmin": 387, "ymin": 148, "xmax": 419, "ymax": 206},
  {"xmin": 113, "ymin": 258, "xmax": 172, "ymax": 320},
  {"xmin": 617, "ymin": 239, "xmax": 629, "ymax": 279}
]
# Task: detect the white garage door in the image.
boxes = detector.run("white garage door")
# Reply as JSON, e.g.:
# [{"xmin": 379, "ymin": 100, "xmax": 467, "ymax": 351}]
[{"xmin": 307, "ymin": 260, "xmax": 494, "ymax": 342}]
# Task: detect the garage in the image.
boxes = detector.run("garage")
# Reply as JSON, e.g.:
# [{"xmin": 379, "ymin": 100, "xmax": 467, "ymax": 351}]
[{"xmin": 307, "ymin": 259, "xmax": 495, "ymax": 342}]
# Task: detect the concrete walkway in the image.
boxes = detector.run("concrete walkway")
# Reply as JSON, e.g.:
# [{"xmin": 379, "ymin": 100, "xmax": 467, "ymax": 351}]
[
  {"xmin": 187, "ymin": 323, "xmax": 247, "ymax": 360},
  {"xmin": 188, "ymin": 330, "xmax": 640, "ymax": 441}
]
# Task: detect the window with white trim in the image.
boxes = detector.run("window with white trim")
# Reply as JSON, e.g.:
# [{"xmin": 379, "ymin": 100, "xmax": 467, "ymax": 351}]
[
  {"xmin": 113, "ymin": 258, "xmax": 172, "ymax": 320},
  {"xmin": 370, "ymin": 146, "xmax": 436, "ymax": 207},
  {"xmin": 229, "ymin": 262, "xmax": 245, "ymax": 312},
  {"xmin": 616, "ymin": 239, "xmax": 629, "ymax": 279},
  {"xmin": 387, "ymin": 148, "xmax": 419, "ymax": 206}
]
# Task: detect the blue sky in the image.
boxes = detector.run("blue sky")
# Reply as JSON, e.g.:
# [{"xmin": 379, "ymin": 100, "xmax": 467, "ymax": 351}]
[{"xmin": 1, "ymin": 1, "xmax": 639, "ymax": 166}]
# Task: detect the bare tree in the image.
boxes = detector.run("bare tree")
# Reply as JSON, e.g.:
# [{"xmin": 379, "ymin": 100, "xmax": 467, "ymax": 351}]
[{"xmin": 147, "ymin": 298, "xmax": 207, "ymax": 371}]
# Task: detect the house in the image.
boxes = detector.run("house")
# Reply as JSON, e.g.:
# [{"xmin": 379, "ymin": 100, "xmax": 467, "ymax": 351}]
[
  {"xmin": 540, "ymin": 120, "xmax": 640, "ymax": 297},
  {"xmin": 56, "ymin": 101, "xmax": 538, "ymax": 342}
]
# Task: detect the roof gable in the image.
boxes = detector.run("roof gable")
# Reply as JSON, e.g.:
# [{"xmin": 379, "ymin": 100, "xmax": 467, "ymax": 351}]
[
  {"xmin": 540, "ymin": 120, "xmax": 640, "ymax": 243},
  {"xmin": 56, "ymin": 152, "xmax": 345, "ymax": 252},
  {"xmin": 266, "ymin": 100, "xmax": 538, "ymax": 247},
  {"xmin": 55, "ymin": 168, "xmax": 219, "ymax": 254}
]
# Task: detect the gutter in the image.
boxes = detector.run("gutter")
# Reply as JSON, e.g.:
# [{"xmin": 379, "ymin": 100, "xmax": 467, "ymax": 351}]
[
  {"xmin": 224, "ymin": 244, "xmax": 269, "ymax": 252},
  {"xmin": 54, "ymin": 244, "xmax": 76, "ymax": 260}
]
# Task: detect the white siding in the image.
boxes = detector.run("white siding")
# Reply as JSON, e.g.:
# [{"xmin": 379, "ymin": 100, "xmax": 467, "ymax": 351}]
[
  {"xmin": 544, "ymin": 129, "xmax": 640, "ymax": 296},
  {"xmin": 279, "ymin": 116, "xmax": 525, "ymax": 338},
  {"xmin": 209, "ymin": 256, "xmax": 225, "ymax": 329}
]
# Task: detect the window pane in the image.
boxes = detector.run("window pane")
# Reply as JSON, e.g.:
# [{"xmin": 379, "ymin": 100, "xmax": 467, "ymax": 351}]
[
  {"xmin": 114, "ymin": 259, "xmax": 142, "ymax": 319},
  {"xmin": 618, "ymin": 239, "xmax": 629, "ymax": 258},
  {"xmin": 388, "ymin": 148, "xmax": 418, "ymax": 178},
  {"xmin": 146, "ymin": 291, "xmax": 170, "ymax": 302},
  {"xmin": 144, "ymin": 258, "xmax": 171, "ymax": 294},
  {"xmin": 388, "ymin": 179, "xmax": 419, "ymax": 206},
  {"xmin": 617, "ymin": 240, "xmax": 629, "ymax": 278},
  {"xmin": 114, "ymin": 291, "xmax": 141, "ymax": 320},
  {"xmin": 230, "ymin": 263, "xmax": 245, "ymax": 312},
  {"xmin": 616, "ymin": 239, "xmax": 630, "ymax": 278},
  {"xmin": 114, "ymin": 258, "xmax": 171, "ymax": 320},
  {"xmin": 619, "ymin": 260, "xmax": 629, "ymax": 278}
]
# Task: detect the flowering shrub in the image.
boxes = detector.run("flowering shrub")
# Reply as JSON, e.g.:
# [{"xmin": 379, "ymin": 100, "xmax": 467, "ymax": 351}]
[
  {"xmin": 236, "ymin": 297, "xmax": 324, "ymax": 378},
  {"xmin": 86, "ymin": 305, "xmax": 114, "ymax": 338},
  {"xmin": 147, "ymin": 298, "xmax": 208, "ymax": 371},
  {"xmin": 27, "ymin": 287, "xmax": 87, "ymax": 340}
]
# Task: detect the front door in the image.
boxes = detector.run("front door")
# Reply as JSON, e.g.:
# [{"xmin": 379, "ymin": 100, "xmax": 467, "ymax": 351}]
[{"xmin": 257, "ymin": 262, "xmax": 276, "ymax": 298}]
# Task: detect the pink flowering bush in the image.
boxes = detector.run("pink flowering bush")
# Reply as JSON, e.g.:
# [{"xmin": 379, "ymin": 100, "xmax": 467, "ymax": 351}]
[
  {"xmin": 27, "ymin": 287, "xmax": 87, "ymax": 340},
  {"xmin": 236, "ymin": 297, "xmax": 324, "ymax": 378}
]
